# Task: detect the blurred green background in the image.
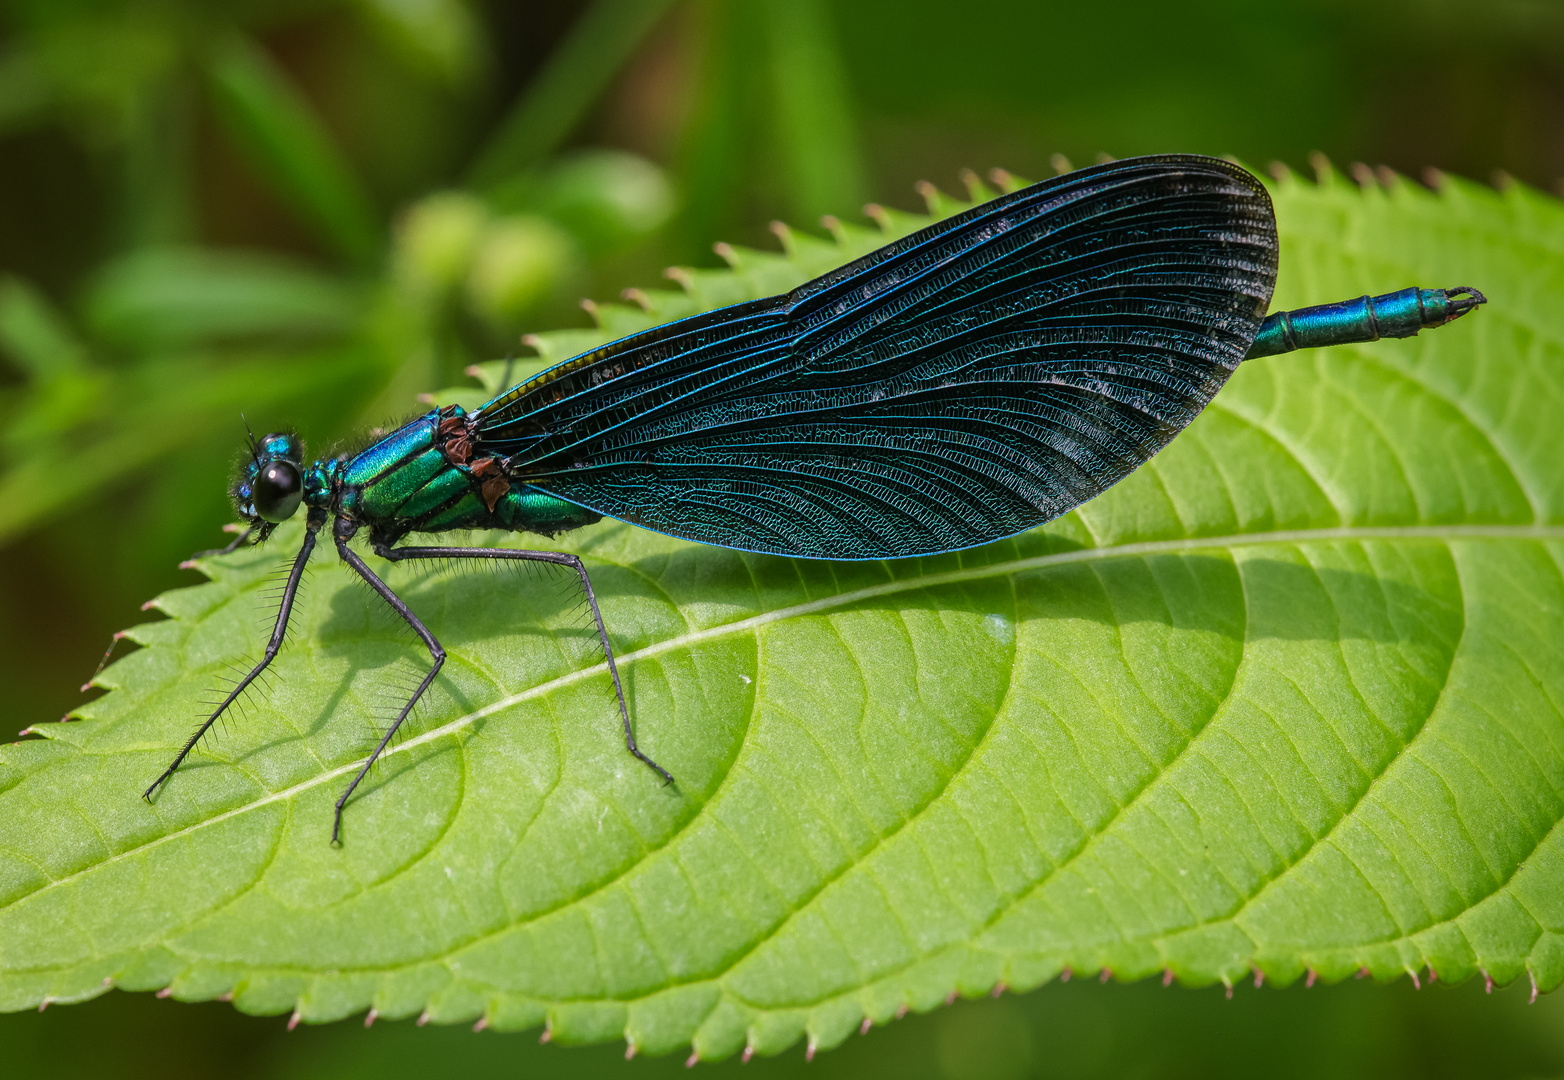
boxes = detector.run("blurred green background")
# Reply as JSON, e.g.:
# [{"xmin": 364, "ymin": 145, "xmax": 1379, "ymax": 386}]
[{"xmin": 3, "ymin": 0, "xmax": 1563, "ymax": 1075}]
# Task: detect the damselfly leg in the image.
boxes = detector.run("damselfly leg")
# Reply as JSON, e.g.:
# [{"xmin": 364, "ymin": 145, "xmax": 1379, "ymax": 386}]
[
  {"xmin": 179, "ymin": 524, "xmax": 258, "ymax": 568},
  {"xmin": 83, "ymin": 525, "xmax": 264, "ymax": 692},
  {"xmin": 339, "ymin": 539, "xmax": 674, "ymax": 836},
  {"xmin": 143, "ymin": 518, "xmax": 321, "ymax": 802}
]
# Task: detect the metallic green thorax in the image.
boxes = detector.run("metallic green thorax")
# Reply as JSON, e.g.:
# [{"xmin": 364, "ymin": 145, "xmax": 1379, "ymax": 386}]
[{"xmin": 301, "ymin": 405, "xmax": 600, "ymax": 543}]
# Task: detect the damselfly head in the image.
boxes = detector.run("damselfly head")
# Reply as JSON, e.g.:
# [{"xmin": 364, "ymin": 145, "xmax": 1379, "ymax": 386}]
[{"xmin": 232, "ymin": 431, "xmax": 305, "ymax": 539}]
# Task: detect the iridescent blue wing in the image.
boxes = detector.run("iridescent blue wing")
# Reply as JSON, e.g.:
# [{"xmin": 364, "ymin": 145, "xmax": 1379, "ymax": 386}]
[{"xmin": 473, "ymin": 154, "xmax": 1277, "ymax": 558}]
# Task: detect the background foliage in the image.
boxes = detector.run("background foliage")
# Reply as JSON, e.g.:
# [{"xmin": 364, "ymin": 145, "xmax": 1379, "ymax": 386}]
[{"xmin": 2, "ymin": 1, "xmax": 1563, "ymax": 1077}]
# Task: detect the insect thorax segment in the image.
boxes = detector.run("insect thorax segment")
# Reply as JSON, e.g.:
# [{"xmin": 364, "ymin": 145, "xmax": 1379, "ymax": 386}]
[{"xmin": 326, "ymin": 406, "xmax": 600, "ymax": 538}]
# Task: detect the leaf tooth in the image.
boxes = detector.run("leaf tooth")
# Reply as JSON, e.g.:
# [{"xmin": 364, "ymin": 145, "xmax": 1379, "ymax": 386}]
[{"xmin": 287, "ymin": 1007, "xmax": 302, "ymax": 1030}]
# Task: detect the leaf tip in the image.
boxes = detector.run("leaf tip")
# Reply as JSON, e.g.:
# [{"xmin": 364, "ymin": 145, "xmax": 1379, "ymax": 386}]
[{"xmin": 1309, "ymin": 151, "xmax": 1334, "ymax": 184}]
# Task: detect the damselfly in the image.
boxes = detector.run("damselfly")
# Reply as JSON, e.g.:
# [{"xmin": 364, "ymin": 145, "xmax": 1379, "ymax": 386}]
[{"xmin": 143, "ymin": 155, "xmax": 1486, "ymax": 842}]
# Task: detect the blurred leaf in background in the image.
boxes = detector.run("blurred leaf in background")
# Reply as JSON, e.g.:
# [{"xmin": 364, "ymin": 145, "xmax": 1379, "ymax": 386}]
[{"xmin": 2, "ymin": 0, "xmax": 1563, "ymax": 1076}]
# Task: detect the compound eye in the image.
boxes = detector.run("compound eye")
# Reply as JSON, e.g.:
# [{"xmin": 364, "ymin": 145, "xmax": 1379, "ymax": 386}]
[{"xmin": 253, "ymin": 459, "xmax": 303, "ymax": 523}]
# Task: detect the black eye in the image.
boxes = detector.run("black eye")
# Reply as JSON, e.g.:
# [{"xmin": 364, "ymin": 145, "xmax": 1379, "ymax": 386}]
[{"xmin": 253, "ymin": 460, "xmax": 303, "ymax": 523}]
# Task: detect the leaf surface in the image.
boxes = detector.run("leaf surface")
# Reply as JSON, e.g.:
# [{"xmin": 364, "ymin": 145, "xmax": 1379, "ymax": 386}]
[{"xmin": 3, "ymin": 167, "xmax": 1562, "ymax": 1061}]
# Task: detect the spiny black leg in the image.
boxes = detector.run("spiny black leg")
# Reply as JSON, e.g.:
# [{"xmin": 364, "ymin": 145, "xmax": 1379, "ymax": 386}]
[
  {"xmin": 374, "ymin": 541, "xmax": 674, "ymax": 787},
  {"xmin": 331, "ymin": 520, "xmax": 447, "ymax": 845},
  {"xmin": 86, "ymin": 525, "xmax": 261, "ymax": 692},
  {"xmin": 181, "ymin": 524, "xmax": 257, "ymax": 568},
  {"xmin": 144, "ymin": 523, "xmax": 319, "ymax": 802}
]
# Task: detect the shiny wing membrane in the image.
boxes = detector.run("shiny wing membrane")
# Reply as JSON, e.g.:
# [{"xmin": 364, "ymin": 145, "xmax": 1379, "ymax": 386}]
[{"xmin": 474, "ymin": 155, "xmax": 1278, "ymax": 559}]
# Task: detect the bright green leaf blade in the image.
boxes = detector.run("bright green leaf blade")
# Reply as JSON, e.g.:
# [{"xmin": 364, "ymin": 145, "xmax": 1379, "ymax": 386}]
[
  {"xmin": 4, "ymin": 173, "xmax": 1562, "ymax": 1064},
  {"xmin": 0, "ymin": 275, "xmax": 87, "ymax": 375},
  {"xmin": 83, "ymin": 248, "xmax": 365, "ymax": 350}
]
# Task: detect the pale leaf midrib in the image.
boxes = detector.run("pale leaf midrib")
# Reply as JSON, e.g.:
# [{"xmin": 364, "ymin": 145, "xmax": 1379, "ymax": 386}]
[{"xmin": 13, "ymin": 523, "xmax": 1561, "ymax": 915}]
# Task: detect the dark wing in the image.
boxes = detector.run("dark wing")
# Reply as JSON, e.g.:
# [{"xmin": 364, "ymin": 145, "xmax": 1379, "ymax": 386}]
[{"xmin": 474, "ymin": 154, "xmax": 1277, "ymax": 559}]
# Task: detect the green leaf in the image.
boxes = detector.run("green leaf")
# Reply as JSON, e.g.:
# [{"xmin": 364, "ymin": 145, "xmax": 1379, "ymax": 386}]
[
  {"xmin": 755, "ymin": 0, "xmax": 866, "ymax": 223},
  {"xmin": 83, "ymin": 248, "xmax": 365, "ymax": 351},
  {"xmin": 204, "ymin": 34, "xmax": 381, "ymax": 267},
  {"xmin": 4, "ymin": 168, "xmax": 1562, "ymax": 1062},
  {"xmin": 465, "ymin": 0, "xmax": 679, "ymax": 188},
  {"xmin": 0, "ymin": 276, "xmax": 87, "ymax": 376}
]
